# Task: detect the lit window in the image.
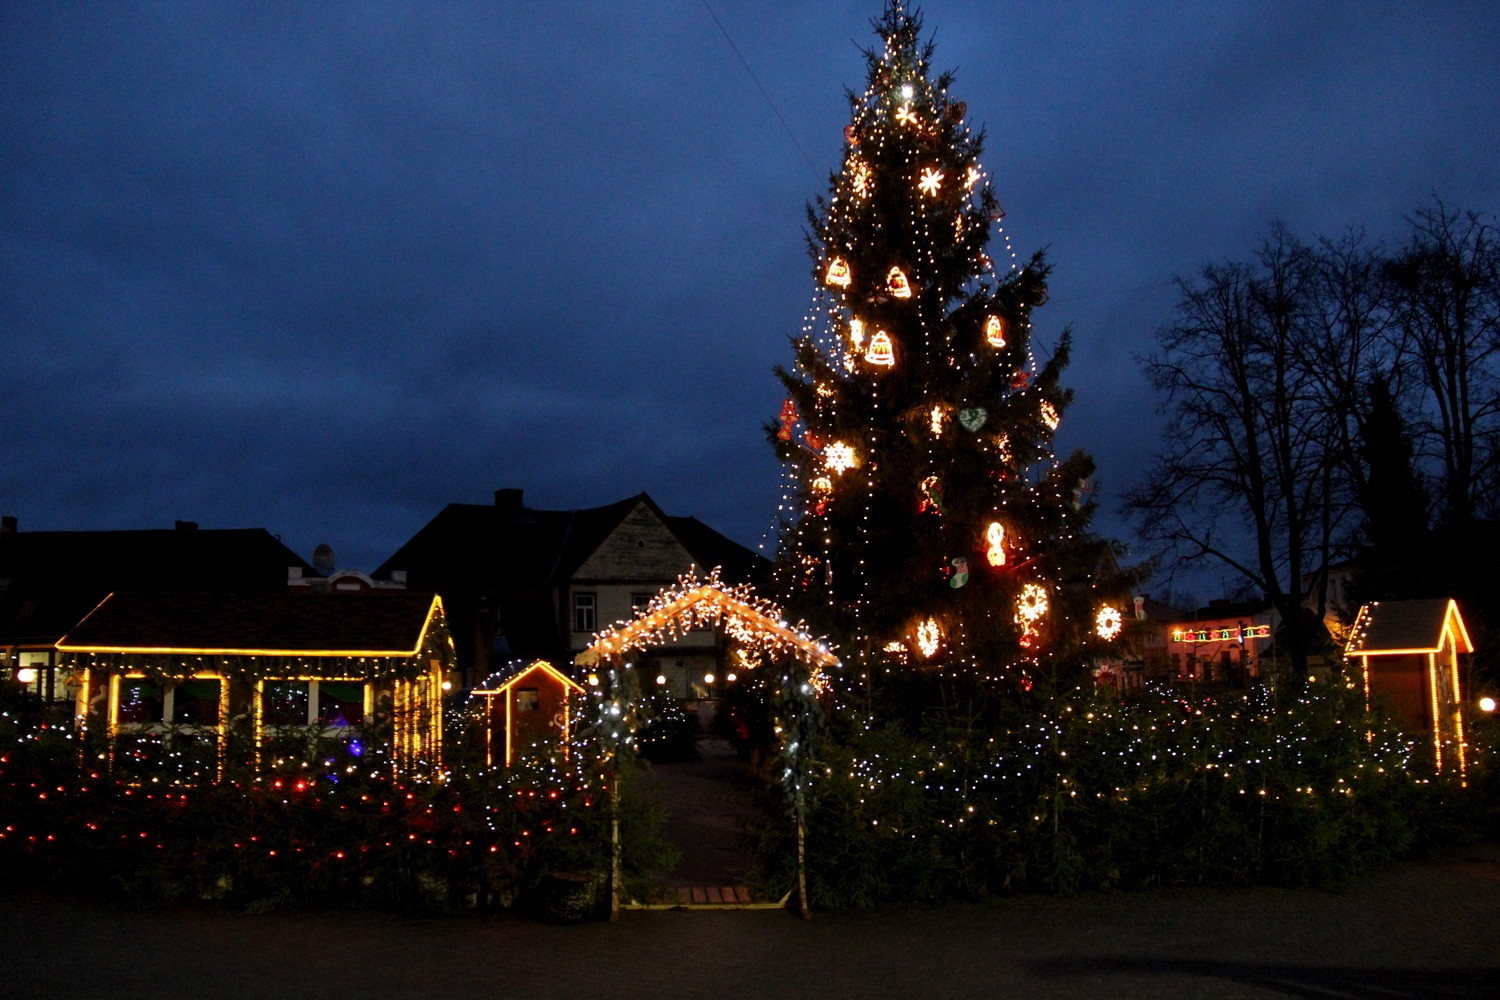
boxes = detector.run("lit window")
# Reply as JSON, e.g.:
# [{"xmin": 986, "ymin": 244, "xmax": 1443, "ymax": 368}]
[{"xmin": 516, "ymin": 687, "xmax": 540, "ymax": 712}]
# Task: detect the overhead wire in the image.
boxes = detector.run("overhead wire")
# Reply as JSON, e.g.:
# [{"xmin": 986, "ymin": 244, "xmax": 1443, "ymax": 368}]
[{"xmin": 701, "ymin": 0, "xmax": 821, "ymax": 179}]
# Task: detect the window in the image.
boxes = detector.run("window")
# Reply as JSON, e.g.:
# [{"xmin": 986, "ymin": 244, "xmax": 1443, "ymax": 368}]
[
  {"xmin": 259, "ymin": 679, "xmax": 366, "ymax": 729},
  {"xmin": 631, "ymin": 593, "xmax": 654, "ymax": 615},
  {"xmin": 573, "ymin": 592, "xmax": 597, "ymax": 633},
  {"xmin": 113, "ymin": 676, "xmax": 221, "ymax": 728},
  {"xmin": 516, "ymin": 687, "xmax": 540, "ymax": 712}
]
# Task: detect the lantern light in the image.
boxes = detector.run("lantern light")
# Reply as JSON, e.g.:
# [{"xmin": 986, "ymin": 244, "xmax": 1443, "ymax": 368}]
[{"xmin": 1480, "ymin": 696, "xmax": 1497, "ymax": 713}]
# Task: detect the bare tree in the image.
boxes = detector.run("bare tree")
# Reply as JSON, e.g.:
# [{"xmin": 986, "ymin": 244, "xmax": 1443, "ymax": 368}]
[
  {"xmin": 1127, "ymin": 229, "xmax": 1352, "ymax": 675},
  {"xmin": 1385, "ymin": 200, "xmax": 1500, "ymax": 527}
]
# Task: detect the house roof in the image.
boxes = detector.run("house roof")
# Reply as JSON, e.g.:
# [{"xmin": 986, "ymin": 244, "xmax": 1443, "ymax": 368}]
[
  {"xmin": 57, "ymin": 591, "xmax": 445, "ymax": 657},
  {"xmin": 372, "ymin": 491, "xmax": 769, "ymax": 662},
  {"xmin": 1345, "ymin": 598, "xmax": 1474, "ymax": 656},
  {"xmin": 0, "ymin": 526, "xmax": 317, "ymax": 646},
  {"xmin": 471, "ymin": 659, "xmax": 584, "ymax": 695}
]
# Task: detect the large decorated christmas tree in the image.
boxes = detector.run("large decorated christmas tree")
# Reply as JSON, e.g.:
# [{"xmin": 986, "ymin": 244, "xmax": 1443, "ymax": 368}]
[{"xmin": 770, "ymin": 2, "xmax": 1120, "ymax": 692}]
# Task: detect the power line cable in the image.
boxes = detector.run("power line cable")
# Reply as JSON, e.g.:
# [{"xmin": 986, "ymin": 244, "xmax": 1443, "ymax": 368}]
[{"xmin": 701, "ymin": 1, "xmax": 820, "ymax": 178}]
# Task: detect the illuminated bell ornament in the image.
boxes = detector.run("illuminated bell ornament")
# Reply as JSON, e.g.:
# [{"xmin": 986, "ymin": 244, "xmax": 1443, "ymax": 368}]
[
  {"xmin": 949, "ymin": 557, "xmax": 969, "ymax": 589},
  {"xmin": 985, "ymin": 315, "xmax": 1007, "ymax": 348},
  {"xmin": 957, "ymin": 407, "xmax": 988, "ymax": 432},
  {"xmin": 985, "ymin": 521, "xmax": 1006, "ymax": 567},
  {"xmin": 777, "ymin": 398, "xmax": 799, "ymax": 441},
  {"xmin": 866, "ymin": 330, "xmax": 895, "ymax": 366},
  {"xmin": 886, "ymin": 267, "xmax": 912, "ymax": 299},
  {"xmin": 825, "ymin": 258, "xmax": 851, "ymax": 288}
]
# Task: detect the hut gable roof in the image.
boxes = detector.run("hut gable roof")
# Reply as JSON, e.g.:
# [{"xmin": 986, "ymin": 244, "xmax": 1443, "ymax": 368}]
[
  {"xmin": 57, "ymin": 591, "xmax": 444, "ymax": 657},
  {"xmin": 1345, "ymin": 598, "xmax": 1473, "ymax": 656},
  {"xmin": 473, "ymin": 659, "xmax": 583, "ymax": 695}
]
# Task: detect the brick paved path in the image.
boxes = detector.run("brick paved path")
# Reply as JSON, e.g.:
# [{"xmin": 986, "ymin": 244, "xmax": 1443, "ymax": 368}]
[
  {"xmin": 5, "ymin": 844, "xmax": 1498, "ymax": 999},
  {"xmin": 635, "ymin": 738, "xmax": 765, "ymax": 900}
]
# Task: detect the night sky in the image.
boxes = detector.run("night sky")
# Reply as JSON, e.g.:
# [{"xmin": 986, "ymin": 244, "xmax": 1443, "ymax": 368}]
[{"xmin": 4, "ymin": 2, "xmax": 1498, "ymax": 589}]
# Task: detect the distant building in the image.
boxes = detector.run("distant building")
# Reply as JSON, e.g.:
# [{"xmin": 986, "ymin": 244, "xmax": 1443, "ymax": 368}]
[
  {"xmin": 372, "ymin": 490, "xmax": 770, "ymax": 693},
  {"xmin": 1165, "ymin": 598, "xmax": 1278, "ymax": 686},
  {"xmin": 0, "ymin": 516, "xmax": 318, "ymax": 710}
]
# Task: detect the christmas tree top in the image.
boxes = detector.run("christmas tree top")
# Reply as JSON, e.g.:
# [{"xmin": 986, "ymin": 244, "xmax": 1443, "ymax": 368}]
[{"xmin": 770, "ymin": 2, "xmax": 1116, "ymax": 687}]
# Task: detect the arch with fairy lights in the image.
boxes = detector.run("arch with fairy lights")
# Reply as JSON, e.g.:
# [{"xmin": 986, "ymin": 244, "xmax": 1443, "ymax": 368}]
[{"xmin": 575, "ymin": 569, "xmax": 836, "ymax": 918}]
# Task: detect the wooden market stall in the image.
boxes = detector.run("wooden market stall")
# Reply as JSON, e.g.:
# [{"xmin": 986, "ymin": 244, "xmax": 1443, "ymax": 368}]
[{"xmin": 1345, "ymin": 597, "xmax": 1473, "ymax": 775}]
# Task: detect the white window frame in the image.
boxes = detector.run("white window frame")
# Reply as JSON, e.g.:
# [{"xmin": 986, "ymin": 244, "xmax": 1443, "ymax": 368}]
[{"xmin": 573, "ymin": 592, "xmax": 597, "ymax": 633}]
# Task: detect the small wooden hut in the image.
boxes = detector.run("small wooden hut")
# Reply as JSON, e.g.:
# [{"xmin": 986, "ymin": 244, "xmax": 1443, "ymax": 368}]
[
  {"xmin": 1345, "ymin": 597, "xmax": 1473, "ymax": 775},
  {"xmin": 469, "ymin": 660, "xmax": 584, "ymax": 766}
]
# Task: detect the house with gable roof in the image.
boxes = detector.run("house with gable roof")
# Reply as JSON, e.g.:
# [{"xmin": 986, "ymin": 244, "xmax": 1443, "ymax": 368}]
[
  {"xmin": 372, "ymin": 489, "xmax": 769, "ymax": 696},
  {"xmin": 1, "ymin": 516, "xmax": 319, "ymax": 710}
]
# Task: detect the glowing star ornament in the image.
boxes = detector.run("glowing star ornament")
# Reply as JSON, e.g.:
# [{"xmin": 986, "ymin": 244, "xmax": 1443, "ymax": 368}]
[
  {"xmin": 894, "ymin": 103, "xmax": 919, "ymax": 127},
  {"xmin": 985, "ymin": 522, "xmax": 1006, "ymax": 567},
  {"xmin": 1040, "ymin": 400, "xmax": 1061, "ymax": 431},
  {"xmin": 850, "ymin": 159, "xmax": 872, "ymax": 198},
  {"xmin": 825, "ymin": 258, "xmax": 851, "ymax": 288},
  {"xmin": 930, "ymin": 405, "xmax": 947, "ymax": 437},
  {"xmin": 985, "ymin": 315, "xmax": 1007, "ymax": 348},
  {"xmin": 886, "ymin": 267, "xmax": 912, "ymax": 298},
  {"xmin": 917, "ymin": 167, "xmax": 944, "ymax": 196},
  {"xmin": 1096, "ymin": 606, "xmax": 1123, "ymax": 641},
  {"xmin": 965, "ymin": 165, "xmax": 980, "ymax": 190},
  {"xmin": 824, "ymin": 441, "xmax": 857, "ymax": 475},
  {"xmin": 915, "ymin": 618, "xmax": 941, "ymax": 658},
  {"xmin": 866, "ymin": 330, "xmax": 895, "ymax": 366},
  {"xmin": 1016, "ymin": 583, "xmax": 1049, "ymax": 624}
]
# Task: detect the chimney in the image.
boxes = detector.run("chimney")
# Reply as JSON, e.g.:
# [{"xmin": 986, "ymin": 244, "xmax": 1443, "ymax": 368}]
[
  {"xmin": 175, "ymin": 520, "xmax": 198, "ymax": 531},
  {"xmin": 1, "ymin": 515, "xmax": 15, "ymax": 535},
  {"xmin": 312, "ymin": 543, "xmax": 335, "ymax": 575},
  {"xmin": 494, "ymin": 488, "xmax": 524, "ymax": 515}
]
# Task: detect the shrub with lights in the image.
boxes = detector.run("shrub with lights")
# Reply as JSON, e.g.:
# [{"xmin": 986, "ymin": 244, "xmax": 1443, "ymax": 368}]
[{"xmin": 0, "ymin": 701, "xmax": 678, "ymax": 914}]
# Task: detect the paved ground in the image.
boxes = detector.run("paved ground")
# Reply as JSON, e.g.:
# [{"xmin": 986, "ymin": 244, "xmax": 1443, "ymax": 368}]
[
  {"xmin": 637, "ymin": 738, "xmax": 763, "ymax": 893},
  {"xmin": 6, "ymin": 747, "xmax": 1499, "ymax": 997},
  {"xmin": 5, "ymin": 843, "xmax": 1499, "ymax": 999}
]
